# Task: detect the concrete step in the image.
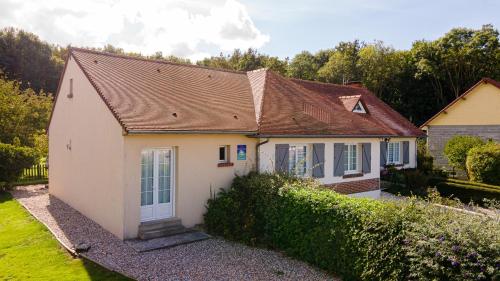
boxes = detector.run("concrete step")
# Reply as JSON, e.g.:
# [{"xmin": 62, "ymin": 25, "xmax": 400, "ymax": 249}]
[
  {"xmin": 139, "ymin": 225, "xmax": 192, "ymax": 240},
  {"xmin": 139, "ymin": 218, "xmax": 182, "ymax": 233}
]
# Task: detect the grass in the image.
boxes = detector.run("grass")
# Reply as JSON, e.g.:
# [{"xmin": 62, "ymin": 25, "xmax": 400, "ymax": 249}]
[{"xmin": 0, "ymin": 191, "xmax": 133, "ymax": 281}]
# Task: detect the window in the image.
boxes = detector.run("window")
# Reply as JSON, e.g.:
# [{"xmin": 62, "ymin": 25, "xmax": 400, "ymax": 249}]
[
  {"xmin": 289, "ymin": 145, "xmax": 308, "ymax": 176},
  {"xmin": 352, "ymin": 101, "xmax": 366, "ymax": 113},
  {"xmin": 387, "ymin": 142, "xmax": 401, "ymax": 164},
  {"xmin": 67, "ymin": 78, "xmax": 74, "ymax": 98},
  {"xmin": 344, "ymin": 144, "xmax": 360, "ymax": 174},
  {"xmin": 219, "ymin": 145, "xmax": 229, "ymax": 163}
]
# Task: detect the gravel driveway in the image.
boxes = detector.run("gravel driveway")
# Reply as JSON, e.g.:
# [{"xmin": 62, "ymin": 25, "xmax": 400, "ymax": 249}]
[{"xmin": 11, "ymin": 185, "xmax": 337, "ymax": 281}]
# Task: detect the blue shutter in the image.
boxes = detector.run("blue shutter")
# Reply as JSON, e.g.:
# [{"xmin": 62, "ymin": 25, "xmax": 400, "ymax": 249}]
[
  {"xmin": 312, "ymin": 143, "xmax": 325, "ymax": 178},
  {"xmin": 403, "ymin": 141, "xmax": 410, "ymax": 164},
  {"xmin": 362, "ymin": 143, "xmax": 371, "ymax": 173},
  {"xmin": 380, "ymin": 141, "xmax": 388, "ymax": 168},
  {"xmin": 333, "ymin": 143, "xmax": 345, "ymax": 177},
  {"xmin": 275, "ymin": 144, "xmax": 289, "ymax": 173}
]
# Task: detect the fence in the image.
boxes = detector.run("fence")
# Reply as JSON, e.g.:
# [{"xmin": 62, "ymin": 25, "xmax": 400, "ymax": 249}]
[{"xmin": 20, "ymin": 163, "xmax": 48, "ymax": 182}]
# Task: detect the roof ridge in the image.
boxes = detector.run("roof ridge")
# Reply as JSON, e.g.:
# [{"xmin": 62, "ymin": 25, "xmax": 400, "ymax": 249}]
[
  {"xmin": 289, "ymin": 77, "xmax": 368, "ymax": 90},
  {"xmin": 69, "ymin": 47, "xmax": 247, "ymax": 75}
]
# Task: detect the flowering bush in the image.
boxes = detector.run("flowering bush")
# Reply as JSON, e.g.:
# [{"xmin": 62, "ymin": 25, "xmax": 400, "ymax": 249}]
[{"xmin": 205, "ymin": 173, "xmax": 500, "ymax": 281}]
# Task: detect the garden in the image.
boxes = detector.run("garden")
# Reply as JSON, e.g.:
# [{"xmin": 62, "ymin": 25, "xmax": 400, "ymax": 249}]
[
  {"xmin": 204, "ymin": 172, "xmax": 500, "ymax": 281},
  {"xmin": 383, "ymin": 136, "xmax": 500, "ymax": 207}
]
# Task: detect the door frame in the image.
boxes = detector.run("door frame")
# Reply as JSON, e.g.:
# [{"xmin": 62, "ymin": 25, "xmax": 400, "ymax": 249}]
[{"xmin": 140, "ymin": 147, "xmax": 176, "ymax": 222}]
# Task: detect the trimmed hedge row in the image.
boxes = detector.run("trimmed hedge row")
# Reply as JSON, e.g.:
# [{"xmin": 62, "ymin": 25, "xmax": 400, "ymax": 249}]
[
  {"xmin": 204, "ymin": 173, "xmax": 500, "ymax": 281},
  {"xmin": 427, "ymin": 178, "xmax": 500, "ymax": 203}
]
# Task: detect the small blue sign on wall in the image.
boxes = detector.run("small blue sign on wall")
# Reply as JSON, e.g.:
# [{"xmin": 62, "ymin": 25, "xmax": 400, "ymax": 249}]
[{"xmin": 237, "ymin": 145, "xmax": 247, "ymax": 160}]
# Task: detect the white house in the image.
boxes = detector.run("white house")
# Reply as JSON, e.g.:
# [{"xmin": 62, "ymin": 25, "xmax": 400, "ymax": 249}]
[{"xmin": 48, "ymin": 48, "xmax": 423, "ymax": 240}]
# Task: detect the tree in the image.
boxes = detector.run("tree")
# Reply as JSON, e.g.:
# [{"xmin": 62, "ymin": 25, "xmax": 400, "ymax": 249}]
[
  {"xmin": 444, "ymin": 135, "xmax": 485, "ymax": 174},
  {"xmin": 0, "ymin": 27, "xmax": 64, "ymax": 94},
  {"xmin": 287, "ymin": 51, "xmax": 319, "ymax": 80},
  {"xmin": 413, "ymin": 25, "xmax": 500, "ymax": 107},
  {"xmin": 0, "ymin": 78, "xmax": 52, "ymax": 148},
  {"xmin": 317, "ymin": 40, "xmax": 363, "ymax": 84}
]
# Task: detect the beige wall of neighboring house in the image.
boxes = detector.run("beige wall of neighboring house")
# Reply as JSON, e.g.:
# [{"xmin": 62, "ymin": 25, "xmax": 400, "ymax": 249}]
[
  {"xmin": 48, "ymin": 57, "xmax": 126, "ymax": 239},
  {"xmin": 423, "ymin": 83, "xmax": 500, "ymax": 127},
  {"xmin": 421, "ymin": 80, "xmax": 500, "ymax": 169},
  {"xmin": 122, "ymin": 134, "xmax": 257, "ymax": 239}
]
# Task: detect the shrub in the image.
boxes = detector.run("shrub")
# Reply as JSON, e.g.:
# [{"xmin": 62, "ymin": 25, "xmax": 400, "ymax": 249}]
[
  {"xmin": 204, "ymin": 173, "xmax": 500, "ymax": 280},
  {"xmin": 0, "ymin": 142, "xmax": 37, "ymax": 188},
  {"xmin": 466, "ymin": 143, "xmax": 500, "ymax": 185},
  {"xmin": 444, "ymin": 136, "xmax": 485, "ymax": 173},
  {"xmin": 417, "ymin": 138, "xmax": 433, "ymax": 174}
]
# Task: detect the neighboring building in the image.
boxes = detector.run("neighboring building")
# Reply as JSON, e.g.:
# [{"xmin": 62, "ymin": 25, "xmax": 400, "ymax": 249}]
[
  {"xmin": 421, "ymin": 78, "xmax": 500, "ymax": 170},
  {"xmin": 48, "ymin": 48, "xmax": 423, "ymax": 240}
]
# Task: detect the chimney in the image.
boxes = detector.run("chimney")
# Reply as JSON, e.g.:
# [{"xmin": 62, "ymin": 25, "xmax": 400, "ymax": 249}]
[{"xmin": 346, "ymin": 81, "xmax": 364, "ymax": 88}]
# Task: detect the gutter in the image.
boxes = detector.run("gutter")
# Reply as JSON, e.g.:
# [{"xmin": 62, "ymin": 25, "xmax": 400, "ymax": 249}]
[
  {"xmin": 126, "ymin": 130, "xmax": 258, "ymax": 135},
  {"xmin": 255, "ymin": 138, "xmax": 270, "ymax": 173},
  {"xmin": 249, "ymin": 134, "xmax": 424, "ymax": 138}
]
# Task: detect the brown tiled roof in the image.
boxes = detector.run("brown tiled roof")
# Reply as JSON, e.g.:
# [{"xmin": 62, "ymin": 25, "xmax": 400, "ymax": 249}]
[
  {"xmin": 70, "ymin": 48, "xmax": 258, "ymax": 132},
  {"xmin": 53, "ymin": 48, "xmax": 423, "ymax": 137},
  {"xmin": 420, "ymin": 78, "xmax": 500, "ymax": 128}
]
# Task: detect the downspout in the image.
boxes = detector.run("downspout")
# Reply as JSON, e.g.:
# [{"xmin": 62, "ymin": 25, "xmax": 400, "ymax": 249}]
[{"xmin": 255, "ymin": 138, "xmax": 270, "ymax": 173}]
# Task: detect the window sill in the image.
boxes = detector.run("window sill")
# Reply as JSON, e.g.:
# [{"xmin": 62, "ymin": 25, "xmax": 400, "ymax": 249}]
[
  {"xmin": 343, "ymin": 172, "xmax": 363, "ymax": 179},
  {"xmin": 217, "ymin": 162, "xmax": 234, "ymax": 167},
  {"xmin": 385, "ymin": 163, "xmax": 404, "ymax": 168}
]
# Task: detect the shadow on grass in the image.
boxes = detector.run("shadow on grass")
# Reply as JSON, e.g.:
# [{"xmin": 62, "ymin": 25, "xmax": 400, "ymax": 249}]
[
  {"xmin": 0, "ymin": 190, "xmax": 12, "ymax": 203},
  {"xmin": 81, "ymin": 258, "xmax": 134, "ymax": 281}
]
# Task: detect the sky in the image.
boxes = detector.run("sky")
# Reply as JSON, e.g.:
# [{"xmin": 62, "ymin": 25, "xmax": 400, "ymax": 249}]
[{"xmin": 1, "ymin": 0, "xmax": 499, "ymax": 61}]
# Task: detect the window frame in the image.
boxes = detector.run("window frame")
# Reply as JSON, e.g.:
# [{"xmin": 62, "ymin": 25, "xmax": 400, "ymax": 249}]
[
  {"xmin": 352, "ymin": 101, "xmax": 366, "ymax": 113},
  {"xmin": 387, "ymin": 141, "xmax": 401, "ymax": 165},
  {"xmin": 218, "ymin": 145, "xmax": 229, "ymax": 163},
  {"xmin": 288, "ymin": 144, "xmax": 311, "ymax": 177},
  {"xmin": 344, "ymin": 143, "xmax": 362, "ymax": 174}
]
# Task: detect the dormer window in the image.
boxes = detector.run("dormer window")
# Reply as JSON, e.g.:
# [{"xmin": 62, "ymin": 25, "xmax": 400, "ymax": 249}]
[{"xmin": 352, "ymin": 101, "xmax": 366, "ymax": 113}]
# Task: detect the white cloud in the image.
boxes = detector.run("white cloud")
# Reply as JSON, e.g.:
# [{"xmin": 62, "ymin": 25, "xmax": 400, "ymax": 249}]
[{"xmin": 0, "ymin": 0, "xmax": 270, "ymax": 60}]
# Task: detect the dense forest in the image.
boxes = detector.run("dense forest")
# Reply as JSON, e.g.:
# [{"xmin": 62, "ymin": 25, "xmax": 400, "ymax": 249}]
[{"xmin": 0, "ymin": 24, "xmax": 499, "ymax": 135}]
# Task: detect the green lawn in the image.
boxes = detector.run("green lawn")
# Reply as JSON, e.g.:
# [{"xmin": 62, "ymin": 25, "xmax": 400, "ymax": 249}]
[{"xmin": 0, "ymin": 191, "xmax": 133, "ymax": 281}]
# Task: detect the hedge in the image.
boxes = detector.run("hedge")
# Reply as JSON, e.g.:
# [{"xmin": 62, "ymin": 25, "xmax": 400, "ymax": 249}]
[
  {"xmin": 466, "ymin": 143, "xmax": 500, "ymax": 185},
  {"xmin": 0, "ymin": 143, "xmax": 37, "ymax": 188},
  {"xmin": 444, "ymin": 136, "xmax": 485, "ymax": 173},
  {"xmin": 205, "ymin": 173, "xmax": 500, "ymax": 281},
  {"xmin": 427, "ymin": 178, "xmax": 500, "ymax": 204}
]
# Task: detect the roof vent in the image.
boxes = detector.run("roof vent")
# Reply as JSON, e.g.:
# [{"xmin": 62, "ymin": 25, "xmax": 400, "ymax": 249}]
[
  {"xmin": 172, "ymin": 113, "xmax": 177, "ymax": 117},
  {"xmin": 233, "ymin": 115, "xmax": 238, "ymax": 119},
  {"xmin": 207, "ymin": 74, "xmax": 212, "ymax": 78},
  {"xmin": 157, "ymin": 68, "xmax": 161, "ymax": 73},
  {"xmin": 93, "ymin": 59, "xmax": 98, "ymax": 64}
]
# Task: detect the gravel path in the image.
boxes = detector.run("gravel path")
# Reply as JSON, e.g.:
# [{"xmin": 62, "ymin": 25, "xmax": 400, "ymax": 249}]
[{"xmin": 11, "ymin": 185, "xmax": 337, "ymax": 281}]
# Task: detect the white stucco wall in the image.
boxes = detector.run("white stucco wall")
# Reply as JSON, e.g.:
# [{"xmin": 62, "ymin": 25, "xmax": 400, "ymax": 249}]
[
  {"xmin": 48, "ymin": 56, "xmax": 126, "ymax": 239},
  {"xmin": 122, "ymin": 134, "xmax": 257, "ymax": 239},
  {"xmin": 258, "ymin": 137, "xmax": 417, "ymax": 185}
]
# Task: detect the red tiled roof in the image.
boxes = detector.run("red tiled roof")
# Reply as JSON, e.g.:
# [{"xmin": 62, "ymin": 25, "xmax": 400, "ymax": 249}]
[
  {"xmin": 420, "ymin": 78, "xmax": 500, "ymax": 128},
  {"xmin": 51, "ymin": 48, "xmax": 423, "ymax": 137}
]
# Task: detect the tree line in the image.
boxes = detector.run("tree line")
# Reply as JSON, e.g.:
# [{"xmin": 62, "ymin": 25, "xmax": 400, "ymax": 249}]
[{"xmin": 0, "ymin": 24, "xmax": 499, "ymax": 130}]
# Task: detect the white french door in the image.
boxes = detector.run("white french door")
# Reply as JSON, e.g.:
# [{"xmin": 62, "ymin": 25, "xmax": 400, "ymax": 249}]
[{"xmin": 140, "ymin": 148, "xmax": 174, "ymax": 222}]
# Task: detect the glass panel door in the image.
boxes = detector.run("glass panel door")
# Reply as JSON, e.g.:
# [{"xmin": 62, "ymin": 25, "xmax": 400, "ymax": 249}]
[
  {"xmin": 158, "ymin": 150, "xmax": 171, "ymax": 204},
  {"xmin": 141, "ymin": 150, "xmax": 154, "ymax": 206}
]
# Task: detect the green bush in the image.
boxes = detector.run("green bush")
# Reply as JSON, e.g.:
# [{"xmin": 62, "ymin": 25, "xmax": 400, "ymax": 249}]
[
  {"xmin": 417, "ymin": 138, "xmax": 434, "ymax": 174},
  {"xmin": 204, "ymin": 173, "xmax": 500, "ymax": 280},
  {"xmin": 0, "ymin": 142, "xmax": 37, "ymax": 188},
  {"xmin": 466, "ymin": 143, "xmax": 500, "ymax": 185},
  {"xmin": 444, "ymin": 136, "xmax": 485, "ymax": 173}
]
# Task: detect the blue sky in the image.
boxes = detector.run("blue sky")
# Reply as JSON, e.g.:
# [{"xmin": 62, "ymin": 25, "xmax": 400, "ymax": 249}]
[
  {"xmin": 1, "ymin": 0, "xmax": 499, "ymax": 60},
  {"xmin": 244, "ymin": 0, "xmax": 500, "ymax": 58}
]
